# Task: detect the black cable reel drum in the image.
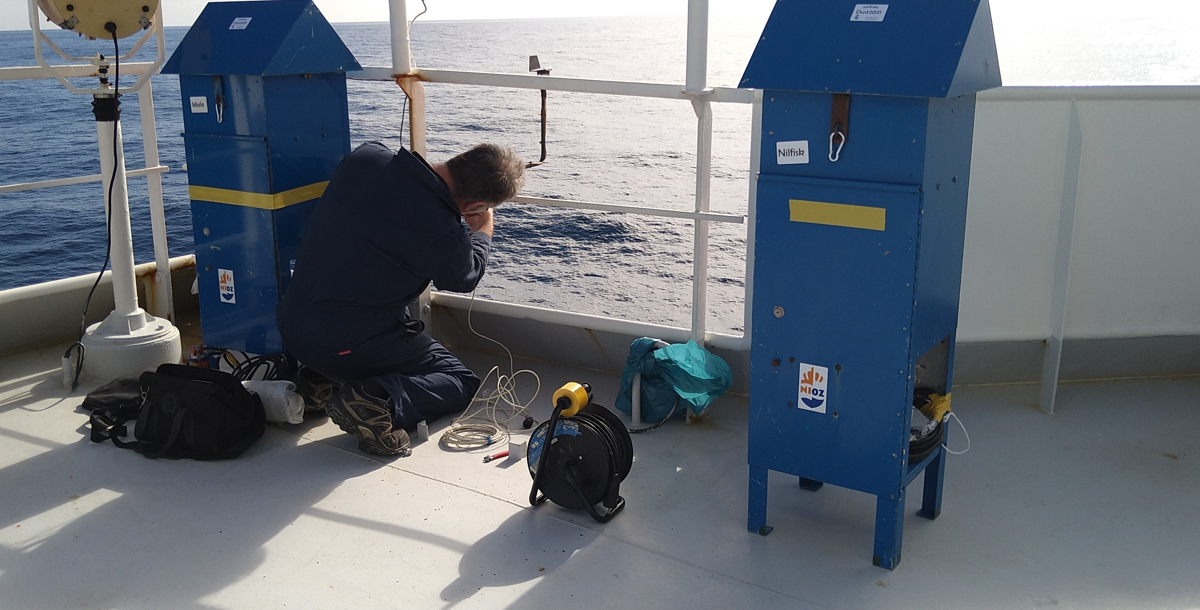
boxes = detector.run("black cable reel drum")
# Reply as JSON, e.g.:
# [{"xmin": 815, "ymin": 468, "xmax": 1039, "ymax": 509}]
[
  {"xmin": 910, "ymin": 388, "xmax": 949, "ymax": 463},
  {"xmin": 528, "ymin": 382, "xmax": 633, "ymax": 523}
]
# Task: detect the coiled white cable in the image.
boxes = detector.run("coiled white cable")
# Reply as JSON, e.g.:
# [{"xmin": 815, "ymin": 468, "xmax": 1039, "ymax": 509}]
[{"xmin": 439, "ymin": 290, "xmax": 541, "ymax": 451}]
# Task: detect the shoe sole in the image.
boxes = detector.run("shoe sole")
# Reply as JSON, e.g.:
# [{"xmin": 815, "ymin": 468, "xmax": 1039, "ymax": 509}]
[{"xmin": 325, "ymin": 400, "xmax": 407, "ymax": 456}]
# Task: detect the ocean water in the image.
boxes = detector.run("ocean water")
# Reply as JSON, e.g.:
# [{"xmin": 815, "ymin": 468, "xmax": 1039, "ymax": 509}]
[{"xmin": 2, "ymin": 15, "xmax": 1198, "ymax": 335}]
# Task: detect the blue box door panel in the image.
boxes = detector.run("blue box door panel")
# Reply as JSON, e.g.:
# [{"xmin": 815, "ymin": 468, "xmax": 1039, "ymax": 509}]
[
  {"xmin": 191, "ymin": 201, "xmax": 283, "ymax": 354},
  {"xmin": 183, "ymin": 133, "xmax": 272, "ymax": 193},
  {"xmin": 749, "ymin": 175, "xmax": 922, "ymax": 496},
  {"xmin": 184, "ymin": 135, "xmax": 282, "ymax": 353}
]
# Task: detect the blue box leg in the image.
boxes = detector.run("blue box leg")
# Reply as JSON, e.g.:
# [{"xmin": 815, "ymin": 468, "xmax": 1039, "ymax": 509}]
[
  {"xmin": 748, "ymin": 465, "xmax": 772, "ymax": 536},
  {"xmin": 917, "ymin": 446, "xmax": 945, "ymax": 520},
  {"xmin": 872, "ymin": 488, "xmax": 906, "ymax": 570}
]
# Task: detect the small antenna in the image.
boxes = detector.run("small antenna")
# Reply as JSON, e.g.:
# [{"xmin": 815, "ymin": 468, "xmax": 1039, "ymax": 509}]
[
  {"xmin": 528, "ymin": 55, "xmax": 551, "ymax": 76},
  {"xmin": 526, "ymin": 56, "xmax": 550, "ymax": 168}
]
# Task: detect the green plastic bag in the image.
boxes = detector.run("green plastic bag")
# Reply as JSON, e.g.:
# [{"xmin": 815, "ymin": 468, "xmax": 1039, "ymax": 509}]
[{"xmin": 614, "ymin": 338, "xmax": 733, "ymax": 422}]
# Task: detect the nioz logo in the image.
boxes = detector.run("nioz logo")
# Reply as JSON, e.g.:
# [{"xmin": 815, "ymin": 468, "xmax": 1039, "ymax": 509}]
[
  {"xmin": 218, "ymin": 268, "xmax": 236, "ymax": 304},
  {"xmin": 797, "ymin": 364, "xmax": 828, "ymax": 413}
]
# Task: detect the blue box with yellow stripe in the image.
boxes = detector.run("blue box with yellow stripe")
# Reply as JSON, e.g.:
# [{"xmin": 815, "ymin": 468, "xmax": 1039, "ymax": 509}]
[
  {"xmin": 164, "ymin": 0, "xmax": 360, "ymax": 354},
  {"xmin": 739, "ymin": 0, "xmax": 1002, "ymax": 569}
]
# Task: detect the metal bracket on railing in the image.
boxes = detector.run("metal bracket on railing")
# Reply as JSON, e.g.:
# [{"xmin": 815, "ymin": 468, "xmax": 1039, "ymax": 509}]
[
  {"xmin": 526, "ymin": 55, "xmax": 550, "ymax": 168},
  {"xmin": 684, "ymin": 88, "xmax": 714, "ymax": 119}
]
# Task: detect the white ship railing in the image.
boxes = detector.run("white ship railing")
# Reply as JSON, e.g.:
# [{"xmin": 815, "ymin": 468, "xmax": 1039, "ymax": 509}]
[
  {"xmin": 363, "ymin": 0, "xmax": 1200, "ymax": 406},
  {"xmin": 0, "ymin": 61, "xmax": 174, "ymax": 323},
  {"xmin": 368, "ymin": 0, "xmax": 757, "ymax": 353},
  {"xmin": 2, "ymin": 5, "xmax": 1197, "ymax": 403}
]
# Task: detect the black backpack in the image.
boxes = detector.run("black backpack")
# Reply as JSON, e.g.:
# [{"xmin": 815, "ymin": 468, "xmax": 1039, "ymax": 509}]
[{"xmin": 89, "ymin": 363, "xmax": 265, "ymax": 460}]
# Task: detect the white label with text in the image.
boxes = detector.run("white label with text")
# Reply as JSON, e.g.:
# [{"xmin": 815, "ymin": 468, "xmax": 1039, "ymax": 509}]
[
  {"xmin": 851, "ymin": 4, "xmax": 888, "ymax": 21},
  {"xmin": 189, "ymin": 96, "xmax": 208, "ymax": 114},
  {"xmin": 229, "ymin": 17, "xmax": 252, "ymax": 30},
  {"xmin": 777, "ymin": 140, "xmax": 809, "ymax": 165}
]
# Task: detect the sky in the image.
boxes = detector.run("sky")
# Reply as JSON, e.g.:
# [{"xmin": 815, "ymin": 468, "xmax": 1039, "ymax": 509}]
[
  {"xmin": 6, "ymin": 0, "xmax": 1200, "ymax": 34},
  {"xmin": 6, "ymin": 0, "xmax": 1200, "ymax": 82},
  {"xmin": 4, "ymin": 0, "xmax": 1195, "ymax": 35},
  {"xmin": 5, "ymin": 0, "xmax": 1194, "ymax": 31},
  {"xmin": 4, "ymin": 0, "xmax": 779, "ymax": 30}
]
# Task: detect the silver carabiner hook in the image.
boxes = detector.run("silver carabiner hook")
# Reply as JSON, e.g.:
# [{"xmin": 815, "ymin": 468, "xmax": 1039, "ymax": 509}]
[{"xmin": 829, "ymin": 130, "xmax": 845, "ymax": 163}]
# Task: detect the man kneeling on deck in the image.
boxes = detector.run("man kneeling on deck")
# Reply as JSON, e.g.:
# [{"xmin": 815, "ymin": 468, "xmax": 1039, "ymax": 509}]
[{"xmin": 277, "ymin": 142, "xmax": 524, "ymax": 455}]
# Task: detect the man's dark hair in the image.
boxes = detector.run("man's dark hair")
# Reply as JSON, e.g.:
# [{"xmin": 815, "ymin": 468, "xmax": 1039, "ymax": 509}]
[{"xmin": 445, "ymin": 143, "xmax": 525, "ymax": 206}]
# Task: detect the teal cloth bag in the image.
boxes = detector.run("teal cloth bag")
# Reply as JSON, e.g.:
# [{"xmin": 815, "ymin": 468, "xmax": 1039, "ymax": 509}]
[{"xmin": 614, "ymin": 338, "xmax": 733, "ymax": 422}]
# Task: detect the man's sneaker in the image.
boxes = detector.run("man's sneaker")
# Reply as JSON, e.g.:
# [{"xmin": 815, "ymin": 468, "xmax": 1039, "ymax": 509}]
[
  {"xmin": 294, "ymin": 366, "xmax": 336, "ymax": 413},
  {"xmin": 325, "ymin": 381, "xmax": 411, "ymax": 456}
]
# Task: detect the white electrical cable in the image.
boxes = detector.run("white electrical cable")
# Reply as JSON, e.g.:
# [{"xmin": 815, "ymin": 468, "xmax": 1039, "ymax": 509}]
[
  {"xmin": 439, "ymin": 289, "xmax": 541, "ymax": 451},
  {"xmin": 942, "ymin": 411, "xmax": 971, "ymax": 455}
]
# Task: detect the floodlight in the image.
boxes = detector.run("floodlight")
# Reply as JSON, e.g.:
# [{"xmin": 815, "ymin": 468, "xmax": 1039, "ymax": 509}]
[{"xmin": 37, "ymin": 0, "xmax": 159, "ymax": 40}]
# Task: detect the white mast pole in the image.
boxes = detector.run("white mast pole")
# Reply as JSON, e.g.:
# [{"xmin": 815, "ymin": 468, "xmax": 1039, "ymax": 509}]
[{"xmin": 94, "ymin": 96, "xmax": 145, "ymax": 331}]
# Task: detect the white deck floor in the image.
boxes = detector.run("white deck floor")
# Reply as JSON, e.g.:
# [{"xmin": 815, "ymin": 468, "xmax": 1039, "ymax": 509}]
[{"xmin": 1, "ymin": 341, "xmax": 1198, "ymax": 610}]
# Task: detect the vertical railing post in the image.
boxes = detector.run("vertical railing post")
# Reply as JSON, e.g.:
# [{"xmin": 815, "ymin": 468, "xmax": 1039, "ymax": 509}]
[
  {"xmin": 743, "ymin": 90, "xmax": 763, "ymax": 345},
  {"xmin": 691, "ymin": 100, "xmax": 713, "ymax": 344},
  {"xmin": 138, "ymin": 79, "xmax": 175, "ymax": 322},
  {"xmin": 389, "ymin": 0, "xmax": 411, "ymax": 80},
  {"xmin": 686, "ymin": 0, "xmax": 711, "ymax": 344},
  {"xmin": 685, "ymin": 0, "xmax": 708, "ymax": 94},
  {"xmin": 390, "ymin": 0, "xmax": 431, "ymax": 330},
  {"xmin": 391, "ymin": 0, "xmax": 426, "ymax": 156},
  {"xmin": 1039, "ymin": 100, "xmax": 1083, "ymax": 414}
]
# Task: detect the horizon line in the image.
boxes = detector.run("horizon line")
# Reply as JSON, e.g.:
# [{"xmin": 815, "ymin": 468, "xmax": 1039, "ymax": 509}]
[{"xmin": 0, "ymin": 13, "xmax": 763, "ymax": 33}]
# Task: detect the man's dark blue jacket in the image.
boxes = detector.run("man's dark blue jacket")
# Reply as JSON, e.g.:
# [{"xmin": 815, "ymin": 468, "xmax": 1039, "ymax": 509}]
[{"xmin": 277, "ymin": 142, "xmax": 490, "ymax": 357}]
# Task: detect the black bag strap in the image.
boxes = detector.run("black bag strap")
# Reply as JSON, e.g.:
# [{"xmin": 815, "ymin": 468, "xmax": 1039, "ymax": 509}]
[
  {"xmin": 134, "ymin": 408, "xmax": 189, "ymax": 459},
  {"xmin": 94, "ymin": 403, "xmax": 189, "ymax": 459},
  {"xmin": 89, "ymin": 408, "xmax": 137, "ymax": 444},
  {"xmin": 98, "ymin": 415, "xmax": 142, "ymax": 453},
  {"xmin": 109, "ymin": 422, "xmax": 137, "ymax": 449}
]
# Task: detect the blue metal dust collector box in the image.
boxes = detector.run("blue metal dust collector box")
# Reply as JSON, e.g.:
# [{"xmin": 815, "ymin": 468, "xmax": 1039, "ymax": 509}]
[
  {"xmin": 739, "ymin": 0, "xmax": 1001, "ymax": 569},
  {"xmin": 163, "ymin": 0, "xmax": 360, "ymax": 354}
]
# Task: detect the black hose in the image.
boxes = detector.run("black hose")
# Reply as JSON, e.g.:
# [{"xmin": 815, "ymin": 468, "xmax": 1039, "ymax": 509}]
[{"xmin": 67, "ymin": 29, "xmax": 123, "ymax": 391}]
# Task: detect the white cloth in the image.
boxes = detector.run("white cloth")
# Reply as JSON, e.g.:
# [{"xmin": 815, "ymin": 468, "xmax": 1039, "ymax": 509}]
[{"xmin": 242, "ymin": 380, "xmax": 304, "ymax": 424}]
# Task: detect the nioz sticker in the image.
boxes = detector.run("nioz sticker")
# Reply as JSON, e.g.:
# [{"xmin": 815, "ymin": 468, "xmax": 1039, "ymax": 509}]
[
  {"xmin": 218, "ymin": 269, "xmax": 236, "ymax": 304},
  {"xmin": 797, "ymin": 363, "xmax": 828, "ymax": 414},
  {"xmin": 777, "ymin": 140, "xmax": 809, "ymax": 165},
  {"xmin": 850, "ymin": 4, "xmax": 888, "ymax": 22},
  {"xmin": 189, "ymin": 96, "xmax": 208, "ymax": 114},
  {"xmin": 229, "ymin": 17, "xmax": 252, "ymax": 30}
]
